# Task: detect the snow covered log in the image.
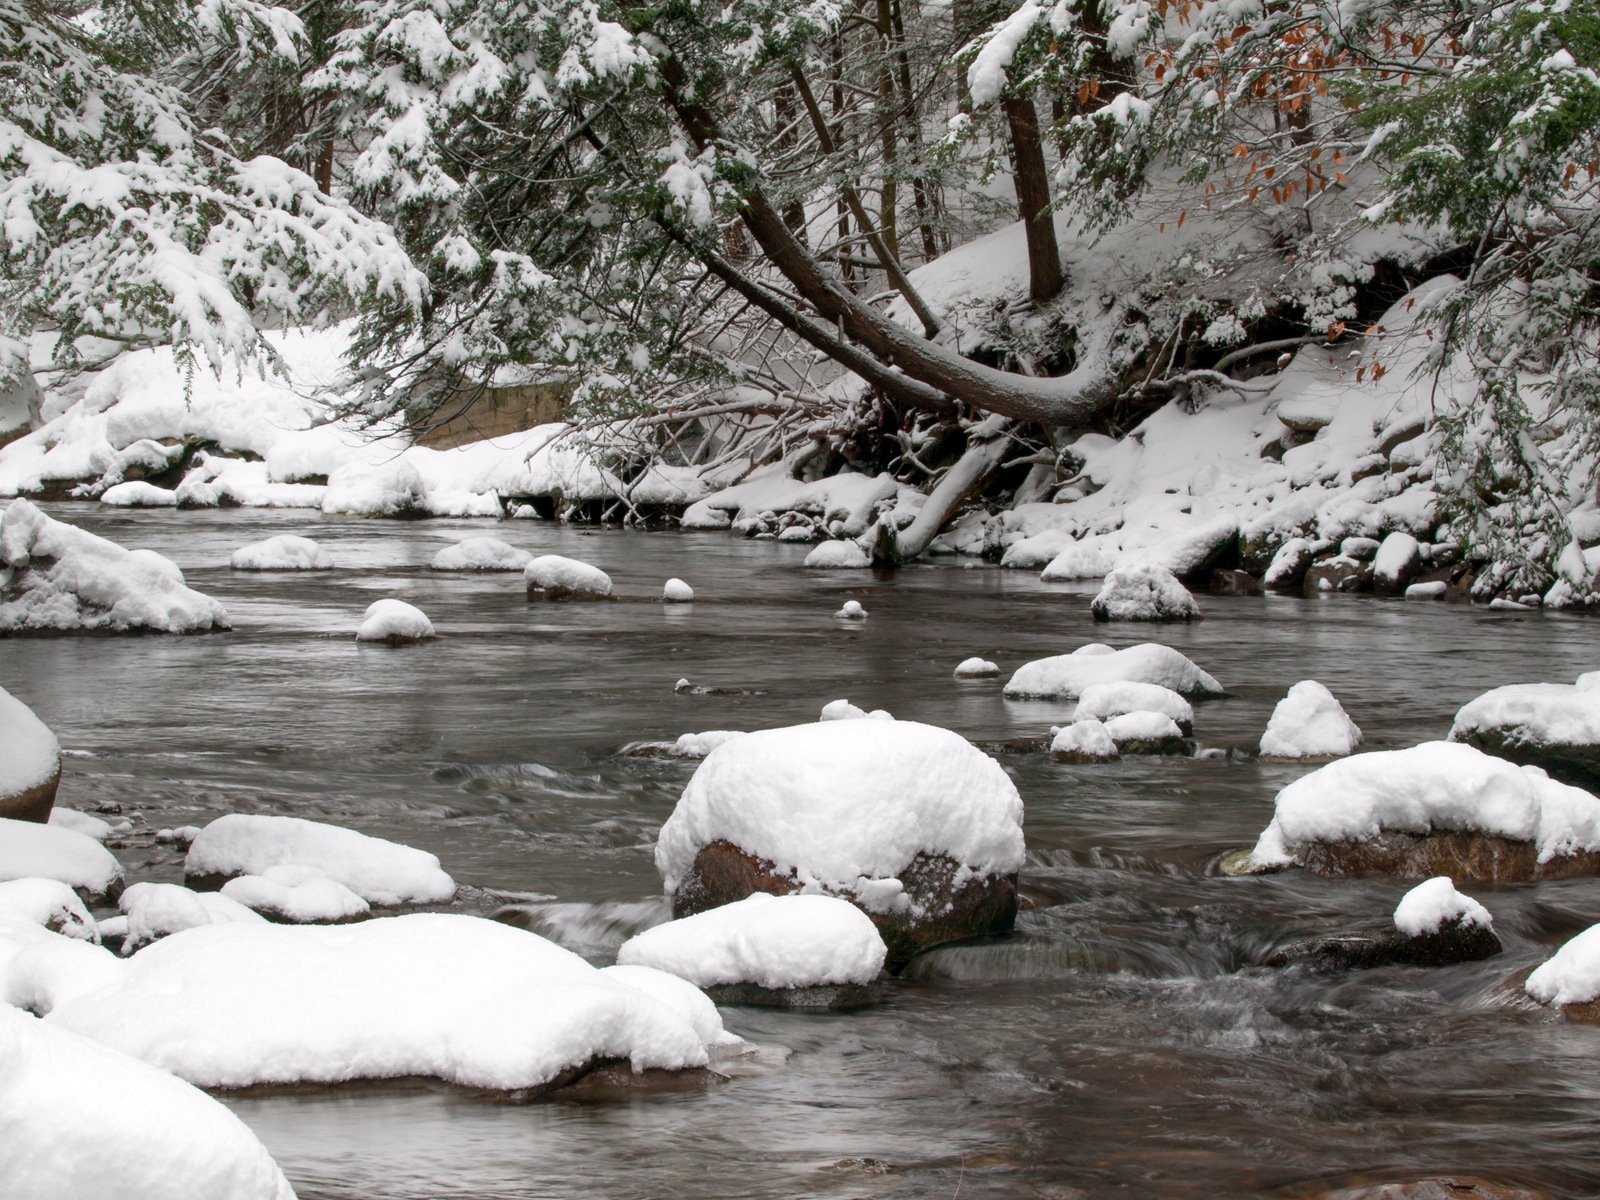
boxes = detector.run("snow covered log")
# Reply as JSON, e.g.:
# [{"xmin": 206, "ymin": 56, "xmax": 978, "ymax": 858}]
[
  {"xmin": 1004, "ymin": 643, "xmax": 1222, "ymax": 699},
  {"xmin": 0, "ymin": 500, "xmax": 228, "ymax": 634},
  {"xmin": 0, "ymin": 687, "xmax": 59, "ymax": 822},
  {"xmin": 0, "ymin": 819, "xmax": 124, "ymax": 901},
  {"xmin": 1449, "ymin": 677, "xmax": 1600, "ymax": 789},
  {"xmin": 654, "ymin": 719, "xmax": 1025, "ymax": 971}
]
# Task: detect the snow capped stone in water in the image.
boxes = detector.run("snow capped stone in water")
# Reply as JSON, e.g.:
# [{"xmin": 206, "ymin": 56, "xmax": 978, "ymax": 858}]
[
  {"xmin": 1372, "ymin": 532, "xmax": 1421, "ymax": 592},
  {"xmin": 524, "ymin": 554, "xmax": 612, "ymax": 598},
  {"xmin": 118, "ymin": 883, "xmax": 265, "ymax": 954},
  {"xmin": 42, "ymin": 915, "xmax": 711, "ymax": 1091},
  {"xmin": 0, "ymin": 879, "xmax": 97, "ymax": 941},
  {"xmin": 428, "ymin": 537, "xmax": 531, "ymax": 571},
  {"xmin": 355, "ymin": 598, "xmax": 435, "ymax": 642},
  {"xmin": 0, "ymin": 686, "xmax": 59, "ymax": 822},
  {"xmin": 1393, "ymin": 877, "xmax": 1492, "ymax": 938},
  {"xmin": 1450, "ymin": 682, "xmax": 1600, "ymax": 750},
  {"xmin": 663, "ymin": 578, "xmax": 694, "ymax": 602},
  {"xmin": 804, "ymin": 540, "xmax": 871, "ymax": 569},
  {"xmin": 99, "ymin": 481, "xmax": 177, "ymax": 507},
  {"xmin": 1090, "ymin": 565, "xmax": 1199, "ymax": 623},
  {"xmin": 1049, "ymin": 720, "xmax": 1119, "ymax": 762},
  {"xmin": 1070, "ymin": 681, "xmax": 1193, "ymax": 730},
  {"xmin": 655, "ymin": 719, "xmax": 1025, "ymax": 899},
  {"xmin": 835, "ymin": 600, "xmax": 868, "ymax": 619},
  {"xmin": 819, "ymin": 699, "xmax": 892, "ymax": 721},
  {"xmin": 668, "ymin": 730, "xmax": 748, "ymax": 758},
  {"xmin": 0, "ymin": 1005, "xmax": 298, "ymax": 1200},
  {"xmin": 221, "ymin": 867, "xmax": 371, "ymax": 924},
  {"xmin": 0, "ymin": 818, "xmax": 123, "ymax": 899},
  {"xmin": 1527, "ymin": 923, "xmax": 1600, "ymax": 1008},
  {"xmin": 321, "ymin": 458, "xmax": 427, "ymax": 517},
  {"xmin": 1247, "ymin": 741, "xmax": 1600, "ymax": 870},
  {"xmin": 1103, "ymin": 710, "xmax": 1184, "ymax": 746},
  {"xmin": 185, "ymin": 814, "xmax": 456, "ymax": 907},
  {"xmin": 231, "ymin": 534, "xmax": 334, "ymax": 570},
  {"xmin": 0, "ymin": 499, "xmax": 228, "ymax": 634},
  {"xmin": 1406, "ymin": 580, "xmax": 1447, "ymax": 599},
  {"xmin": 1259, "ymin": 681, "xmax": 1362, "ymax": 759},
  {"xmin": 617, "ymin": 893, "xmax": 886, "ymax": 989},
  {"xmin": 1004, "ymin": 643, "xmax": 1222, "ymax": 699},
  {"xmin": 597, "ymin": 964, "xmax": 742, "ymax": 1048},
  {"xmin": 953, "ymin": 657, "xmax": 1000, "ymax": 677}
]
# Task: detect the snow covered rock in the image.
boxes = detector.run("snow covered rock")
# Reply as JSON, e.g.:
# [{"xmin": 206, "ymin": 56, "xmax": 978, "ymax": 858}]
[
  {"xmin": 117, "ymin": 883, "xmax": 265, "ymax": 954},
  {"xmin": 597, "ymin": 965, "xmax": 742, "ymax": 1048},
  {"xmin": 1049, "ymin": 720, "xmax": 1119, "ymax": 763},
  {"xmin": 0, "ymin": 819, "xmax": 123, "ymax": 900},
  {"xmin": 1244, "ymin": 741, "xmax": 1600, "ymax": 882},
  {"xmin": 617, "ymin": 893, "xmax": 887, "ymax": 1007},
  {"xmin": 819, "ymin": 699, "xmax": 891, "ymax": 721},
  {"xmin": 429, "ymin": 537, "xmax": 531, "ymax": 571},
  {"xmin": 0, "ymin": 500, "xmax": 228, "ymax": 634},
  {"xmin": 321, "ymin": 459, "xmax": 428, "ymax": 517},
  {"xmin": 1303, "ymin": 555, "xmax": 1371, "ymax": 595},
  {"xmin": 1090, "ymin": 565, "xmax": 1200, "ymax": 623},
  {"xmin": 0, "ymin": 687, "xmax": 59, "ymax": 823},
  {"xmin": 1267, "ymin": 877, "xmax": 1501, "ymax": 971},
  {"xmin": 1103, "ymin": 711, "xmax": 1190, "ymax": 755},
  {"xmin": 48, "ymin": 809, "xmax": 120, "ymax": 840},
  {"xmin": 953, "ymin": 657, "xmax": 999, "ymax": 678},
  {"xmin": 355, "ymin": 598, "xmax": 435, "ymax": 643},
  {"xmin": 231, "ymin": 534, "xmax": 334, "ymax": 570},
  {"xmin": 1259, "ymin": 681, "xmax": 1362, "ymax": 759},
  {"xmin": 184, "ymin": 814, "xmax": 456, "ymax": 906},
  {"xmin": 0, "ymin": 1005, "xmax": 297, "ymax": 1200},
  {"xmin": 99, "ymin": 481, "xmax": 177, "ymax": 507},
  {"xmin": 1406, "ymin": 580, "xmax": 1448, "ymax": 600},
  {"xmin": 1449, "ymin": 680, "xmax": 1600, "ymax": 788},
  {"xmin": 1527, "ymin": 924, "xmax": 1600, "ymax": 1014},
  {"xmin": 662, "ymin": 578, "xmax": 694, "ymax": 602},
  {"xmin": 43, "ymin": 915, "xmax": 711, "ymax": 1092},
  {"xmin": 654, "ymin": 719, "xmax": 1025, "ymax": 970},
  {"xmin": 804, "ymin": 540, "xmax": 871, "ymax": 569},
  {"xmin": 220, "ymin": 868, "xmax": 371, "ymax": 924},
  {"xmin": 627, "ymin": 730, "xmax": 749, "ymax": 759},
  {"xmin": 0, "ymin": 879, "xmax": 97, "ymax": 941},
  {"xmin": 1003, "ymin": 643, "xmax": 1223, "ymax": 699},
  {"xmin": 1263, "ymin": 537, "xmax": 1316, "ymax": 589},
  {"xmin": 1392, "ymin": 876, "xmax": 1493, "ymax": 939},
  {"xmin": 834, "ymin": 599, "xmax": 867, "ymax": 619},
  {"xmin": 1372, "ymin": 532, "xmax": 1422, "ymax": 593},
  {"xmin": 1070, "ymin": 681, "xmax": 1193, "ymax": 734},
  {"xmin": 524, "ymin": 554, "xmax": 612, "ymax": 599}
]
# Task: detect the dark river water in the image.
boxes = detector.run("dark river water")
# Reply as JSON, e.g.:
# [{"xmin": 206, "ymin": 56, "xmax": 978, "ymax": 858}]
[{"xmin": 7, "ymin": 502, "xmax": 1600, "ymax": 1199}]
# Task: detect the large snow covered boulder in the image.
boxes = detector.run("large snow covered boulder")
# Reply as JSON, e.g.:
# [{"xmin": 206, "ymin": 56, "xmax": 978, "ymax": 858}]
[
  {"xmin": 1003, "ymin": 643, "xmax": 1222, "ymax": 699},
  {"xmin": 1090, "ymin": 565, "xmax": 1200, "ymax": 622},
  {"xmin": 41, "ymin": 915, "xmax": 711, "ymax": 1093},
  {"xmin": 1259, "ymin": 681, "xmax": 1362, "ymax": 759},
  {"xmin": 0, "ymin": 819, "xmax": 123, "ymax": 901},
  {"xmin": 184, "ymin": 814, "xmax": 456, "ymax": 906},
  {"xmin": 617, "ymin": 893, "xmax": 887, "ymax": 1008},
  {"xmin": 1372, "ymin": 532, "xmax": 1422, "ymax": 593},
  {"xmin": 0, "ymin": 1005, "xmax": 297, "ymax": 1200},
  {"xmin": 430, "ymin": 537, "xmax": 531, "ymax": 571},
  {"xmin": 1069, "ymin": 681, "xmax": 1193, "ymax": 734},
  {"xmin": 1449, "ymin": 678, "xmax": 1600, "ymax": 788},
  {"xmin": 355, "ymin": 598, "xmax": 435, "ymax": 643},
  {"xmin": 654, "ymin": 719, "xmax": 1025, "ymax": 971},
  {"xmin": 1244, "ymin": 741, "xmax": 1600, "ymax": 882},
  {"xmin": 0, "ymin": 687, "xmax": 59, "ymax": 823},
  {"xmin": 231, "ymin": 534, "xmax": 334, "ymax": 570},
  {"xmin": 524, "ymin": 554, "xmax": 612, "ymax": 599},
  {"xmin": 0, "ymin": 499, "xmax": 228, "ymax": 634}
]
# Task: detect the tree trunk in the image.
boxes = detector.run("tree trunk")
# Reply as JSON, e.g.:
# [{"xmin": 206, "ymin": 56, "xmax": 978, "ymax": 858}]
[
  {"xmin": 866, "ymin": 427, "xmax": 1012, "ymax": 562},
  {"xmin": 315, "ymin": 138, "xmax": 335, "ymax": 195},
  {"xmin": 1001, "ymin": 94, "xmax": 1062, "ymax": 305}
]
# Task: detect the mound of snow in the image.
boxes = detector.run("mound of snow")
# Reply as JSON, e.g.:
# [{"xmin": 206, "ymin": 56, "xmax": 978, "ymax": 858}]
[
  {"xmin": 0, "ymin": 500, "xmax": 228, "ymax": 634},
  {"xmin": 1449, "ymin": 682, "xmax": 1600, "ymax": 749},
  {"xmin": 1527, "ymin": 924, "xmax": 1600, "ymax": 1008},
  {"xmin": 356, "ymin": 598, "xmax": 435, "ymax": 642},
  {"xmin": 48, "ymin": 810, "xmax": 121, "ymax": 841},
  {"xmin": 819, "ymin": 699, "xmax": 892, "ymax": 721},
  {"xmin": 0, "ymin": 879, "xmax": 96, "ymax": 941},
  {"xmin": 804, "ymin": 541, "xmax": 870, "ymax": 569},
  {"xmin": 1070, "ymin": 681, "xmax": 1193, "ymax": 729},
  {"xmin": 0, "ymin": 1006, "xmax": 297, "ymax": 1200},
  {"xmin": 1090, "ymin": 565, "xmax": 1199, "ymax": 622},
  {"xmin": 1004, "ymin": 643, "xmax": 1222, "ymax": 699},
  {"xmin": 118, "ymin": 883, "xmax": 265, "ymax": 955},
  {"xmin": 953, "ymin": 657, "xmax": 999, "ymax": 677},
  {"xmin": 221, "ymin": 867, "xmax": 371, "ymax": 924},
  {"xmin": 834, "ymin": 600, "xmax": 867, "ymax": 619},
  {"xmin": 617, "ymin": 893, "xmax": 886, "ymax": 989},
  {"xmin": 524, "ymin": 555, "xmax": 612, "ymax": 597},
  {"xmin": 0, "ymin": 687, "xmax": 59, "ymax": 803},
  {"xmin": 429, "ymin": 537, "xmax": 531, "ymax": 571},
  {"xmin": 185, "ymin": 814, "xmax": 455, "ymax": 906},
  {"xmin": 1259, "ymin": 681, "xmax": 1363, "ymax": 758},
  {"xmin": 1049, "ymin": 720, "xmax": 1119, "ymax": 761},
  {"xmin": 0, "ymin": 819, "xmax": 123, "ymax": 898},
  {"xmin": 655, "ymin": 719, "xmax": 1025, "ymax": 902},
  {"xmin": 1248, "ymin": 742, "xmax": 1600, "ymax": 869},
  {"xmin": 231, "ymin": 535, "xmax": 334, "ymax": 570},
  {"xmin": 99, "ymin": 481, "xmax": 177, "ymax": 507},
  {"xmin": 663, "ymin": 578, "xmax": 694, "ymax": 602},
  {"xmin": 43, "ymin": 915, "xmax": 710, "ymax": 1091},
  {"xmin": 597, "ymin": 964, "xmax": 742, "ymax": 1048},
  {"xmin": 1103, "ymin": 711, "xmax": 1184, "ymax": 745},
  {"xmin": 1393, "ymin": 876, "xmax": 1492, "ymax": 938},
  {"xmin": 321, "ymin": 459, "xmax": 427, "ymax": 516}
]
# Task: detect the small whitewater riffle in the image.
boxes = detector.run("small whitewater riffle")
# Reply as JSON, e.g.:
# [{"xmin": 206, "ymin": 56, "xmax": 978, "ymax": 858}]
[{"xmin": 6, "ymin": 503, "xmax": 1600, "ymax": 1199}]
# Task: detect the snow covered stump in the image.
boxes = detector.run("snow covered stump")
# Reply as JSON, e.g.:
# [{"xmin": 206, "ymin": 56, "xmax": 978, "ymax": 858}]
[
  {"xmin": 0, "ymin": 687, "xmax": 60, "ymax": 823},
  {"xmin": 1090, "ymin": 565, "xmax": 1200, "ymax": 623},
  {"xmin": 1449, "ymin": 674, "xmax": 1600, "ymax": 789},
  {"xmin": 1266, "ymin": 877, "xmax": 1501, "ymax": 971},
  {"xmin": 654, "ymin": 719, "xmax": 1025, "ymax": 972}
]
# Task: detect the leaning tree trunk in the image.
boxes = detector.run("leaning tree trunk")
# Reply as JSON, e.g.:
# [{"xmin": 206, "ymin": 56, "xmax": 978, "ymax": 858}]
[
  {"xmin": 865, "ymin": 424, "xmax": 1013, "ymax": 563},
  {"xmin": 1001, "ymin": 93, "xmax": 1063, "ymax": 305}
]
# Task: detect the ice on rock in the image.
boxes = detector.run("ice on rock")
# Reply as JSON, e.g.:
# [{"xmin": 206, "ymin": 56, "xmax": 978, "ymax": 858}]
[
  {"xmin": 1049, "ymin": 720, "xmax": 1119, "ymax": 762},
  {"xmin": 231, "ymin": 534, "xmax": 334, "ymax": 570},
  {"xmin": 48, "ymin": 809, "xmax": 121, "ymax": 841},
  {"xmin": 1103, "ymin": 711, "xmax": 1184, "ymax": 745},
  {"xmin": 804, "ymin": 540, "xmax": 871, "ymax": 569},
  {"xmin": 616, "ymin": 893, "xmax": 886, "ymax": 989},
  {"xmin": 0, "ymin": 686, "xmax": 59, "ymax": 815},
  {"xmin": 0, "ymin": 1006, "xmax": 298, "ymax": 1200},
  {"xmin": 0, "ymin": 879, "xmax": 97, "ymax": 941},
  {"xmin": 1259, "ymin": 681, "xmax": 1362, "ymax": 759},
  {"xmin": 185, "ymin": 814, "xmax": 456, "ymax": 906},
  {"xmin": 43, "ymin": 915, "xmax": 710, "ymax": 1091},
  {"xmin": 524, "ymin": 554, "xmax": 612, "ymax": 598},
  {"xmin": 1450, "ymin": 681, "xmax": 1600, "ymax": 750},
  {"xmin": 662, "ymin": 578, "xmax": 695, "ymax": 602},
  {"xmin": 0, "ymin": 499, "xmax": 228, "ymax": 634},
  {"xmin": 1392, "ymin": 877, "xmax": 1492, "ymax": 938},
  {"xmin": 819, "ymin": 699, "xmax": 892, "ymax": 721},
  {"xmin": 221, "ymin": 867, "xmax": 371, "ymax": 923},
  {"xmin": 834, "ymin": 600, "xmax": 868, "ymax": 619},
  {"xmin": 1070, "ymin": 681, "xmax": 1193, "ymax": 731},
  {"xmin": 1004, "ymin": 643, "xmax": 1222, "ymax": 699},
  {"xmin": 118, "ymin": 883, "xmax": 265, "ymax": 954},
  {"xmin": 1090, "ymin": 565, "xmax": 1199, "ymax": 623},
  {"xmin": 99, "ymin": 481, "xmax": 177, "ymax": 507},
  {"xmin": 1527, "ymin": 923, "xmax": 1600, "ymax": 1008},
  {"xmin": 953, "ymin": 657, "xmax": 1000, "ymax": 678},
  {"xmin": 1247, "ymin": 741, "xmax": 1600, "ymax": 869},
  {"xmin": 355, "ymin": 598, "xmax": 435, "ymax": 643},
  {"xmin": 0, "ymin": 818, "xmax": 123, "ymax": 899},
  {"xmin": 598, "ymin": 964, "xmax": 743, "ymax": 1048},
  {"xmin": 429, "ymin": 537, "xmax": 531, "ymax": 571}
]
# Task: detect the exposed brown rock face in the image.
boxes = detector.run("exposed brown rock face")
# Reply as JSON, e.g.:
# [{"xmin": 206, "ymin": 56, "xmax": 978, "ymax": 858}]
[
  {"xmin": 1454, "ymin": 728, "xmax": 1600, "ymax": 791},
  {"xmin": 670, "ymin": 839, "xmax": 1018, "ymax": 972},
  {"xmin": 1296, "ymin": 830, "xmax": 1600, "ymax": 884},
  {"xmin": 0, "ymin": 764, "xmax": 59, "ymax": 823}
]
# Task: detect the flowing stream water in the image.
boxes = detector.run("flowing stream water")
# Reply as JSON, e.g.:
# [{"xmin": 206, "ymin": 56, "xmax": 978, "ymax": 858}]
[{"xmin": 8, "ymin": 503, "xmax": 1600, "ymax": 1199}]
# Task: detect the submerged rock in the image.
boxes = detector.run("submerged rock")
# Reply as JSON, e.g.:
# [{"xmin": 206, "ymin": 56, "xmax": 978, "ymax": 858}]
[{"xmin": 0, "ymin": 686, "xmax": 60, "ymax": 823}]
